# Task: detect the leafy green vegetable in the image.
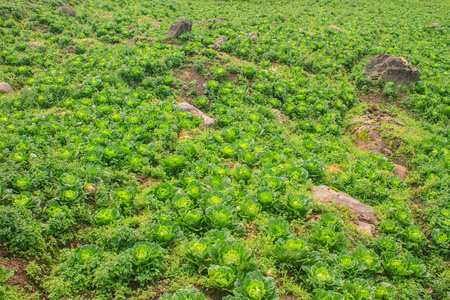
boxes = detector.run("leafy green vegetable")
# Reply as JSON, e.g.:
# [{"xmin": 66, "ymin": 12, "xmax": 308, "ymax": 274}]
[{"xmin": 233, "ymin": 271, "xmax": 277, "ymax": 300}]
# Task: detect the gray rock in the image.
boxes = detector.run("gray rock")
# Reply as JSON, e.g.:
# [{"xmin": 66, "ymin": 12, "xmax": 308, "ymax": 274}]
[
  {"xmin": 271, "ymin": 109, "xmax": 290, "ymax": 124},
  {"xmin": 167, "ymin": 19, "xmax": 192, "ymax": 39},
  {"xmin": 248, "ymin": 32, "xmax": 258, "ymax": 41},
  {"xmin": 27, "ymin": 42, "xmax": 41, "ymax": 47},
  {"xmin": 362, "ymin": 54, "xmax": 420, "ymax": 85},
  {"xmin": 328, "ymin": 25, "xmax": 344, "ymax": 32},
  {"xmin": 57, "ymin": 6, "xmax": 77, "ymax": 17},
  {"xmin": 213, "ymin": 36, "xmax": 228, "ymax": 50},
  {"xmin": 312, "ymin": 185, "xmax": 378, "ymax": 236},
  {"xmin": 0, "ymin": 82, "xmax": 13, "ymax": 94},
  {"xmin": 178, "ymin": 102, "xmax": 215, "ymax": 128}
]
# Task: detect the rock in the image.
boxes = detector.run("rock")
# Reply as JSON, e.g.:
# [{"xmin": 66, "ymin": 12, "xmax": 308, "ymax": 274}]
[
  {"xmin": 98, "ymin": 14, "xmax": 114, "ymax": 18},
  {"xmin": 354, "ymin": 125, "xmax": 384, "ymax": 153},
  {"xmin": 248, "ymin": 32, "xmax": 258, "ymax": 41},
  {"xmin": 351, "ymin": 116, "xmax": 370, "ymax": 124},
  {"xmin": 354, "ymin": 220, "xmax": 374, "ymax": 236},
  {"xmin": 129, "ymin": 37, "xmax": 137, "ymax": 45},
  {"xmin": 271, "ymin": 21, "xmax": 277, "ymax": 27},
  {"xmin": 394, "ymin": 164, "xmax": 409, "ymax": 181},
  {"xmin": 167, "ymin": 19, "xmax": 192, "ymax": 39},
  {"xmin": 57, "ymin": 6, "xmax": 77, "ymax": 17},
  {"xmin": 271, "ymin": 109, "xmax": 290, "ymax": 124},
  {"xmin": 0, "ymin": 82, "xmax": 13, "ymax": 94},
  {"xmin": 328, "ymin": 25, "xmax": 344, "ymax": 32},
  {"xmin": 213, "ymin": 36, "xmax": 228, "ymax": 50},
  {"xmin": 427, "ymin": 23, "xmax": 445, "ymax": 29},
  {"xmin": 362, "ymin": 54, "xmax": 420, "ymax": 85},
  {"xmin": 178, "ymin": 102, "xmax": 215, "ymax": 128},
  {"xmin": 151, "ymin": 22, "xmax": 162, "ymax": 27},
  {"xmin": 28, "ymin": 42, "xmax": 41, "ymax": 47},
  {"xmin": 312, "ymin": 185, "xmax": 378, "ymax": 236}
]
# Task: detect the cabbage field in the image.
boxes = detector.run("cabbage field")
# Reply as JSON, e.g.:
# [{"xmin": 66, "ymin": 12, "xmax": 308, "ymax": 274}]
[{"xmin": 0, "ymin": 0, "xmax": 449, "ymax": 299}]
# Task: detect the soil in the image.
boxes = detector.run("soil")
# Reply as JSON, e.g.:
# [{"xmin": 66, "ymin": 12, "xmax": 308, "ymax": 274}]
[
  {"xmin": 245, "ymin": 222, "xmax": 259, "ymax": 240},
  {"xmin": 196, "ymin": 285, "xmax": 227, "ymax": 300},
  {"xmin": 0, "ymin": 246, "xmax": 42, "ymax": 295},
  {"xmin": 174, "ymin": 66, "xmax": 208, "ymax": 101}
]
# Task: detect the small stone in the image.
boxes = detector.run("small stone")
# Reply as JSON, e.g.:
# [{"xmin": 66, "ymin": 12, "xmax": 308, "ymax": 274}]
[
  {"xmin": 248, "ymin": 32, "xmax": 258, "ymax": 41},
  {"xmin": 427, "ymin": 23, "xmax": 445, "ymax": 29},
  {"xmin": 57, "ymin": 6, "xmax": 77, "ymax": 17},
  {"xmin": 0, "ymin": 82, "xmax": 13, "ymax": 94},
  {"xmin": 271, "ymin": 109, "xmax": 290, "ymax": 124},
  {"xmin": 394, "ymin": 164, "xmax": 409, "ymax": 181},
  {"xmin": 312, "ymin": 185, "xmax": 378, "ymax": 226},
  {"xmin": 213, "ymin": 36, "xmax": 228, "ymax": 50},
  {"xmin": 178, "ymin": 102, "xmax": 215, "ymax": 128},
  {"xmin": 328, "ymin": 25, "xmax": 344, "ymax": 32},
  {"xmin": 167, "ymin": 19, "xmax": 192, "ymax": 39},
  {"xmin": 28, "ymin": 42, "xmax": 41, "ymax": 47}
]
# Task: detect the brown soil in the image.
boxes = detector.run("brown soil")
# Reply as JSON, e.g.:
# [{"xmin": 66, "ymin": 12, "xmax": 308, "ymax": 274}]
[
  {"xmin": 174, "ymin": 67, "xmax": 208, "ymax": 101},
  {"xmin": 196, "ymin": 285, "xmax": 227, "ymax": 300},
  {"xmin": 328, "ymin": 164, "xmax": 343, "ymax": 173},
  {"xmin": 359, "ymin": 90, "xmax": 406, "ymax": 108},
  {"xmin": 135, "ymin": 174, "xmax": 161, "ymax": 187},
  {"xmin": 245, "ymin": 222, "xmax": 259, "ymax": 240},
  {"xmin": 0, "ymin": 246, "xmax": 42, "ymax": 294}
]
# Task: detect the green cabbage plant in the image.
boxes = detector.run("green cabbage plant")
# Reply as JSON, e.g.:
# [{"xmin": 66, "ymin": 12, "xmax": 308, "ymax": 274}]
[
  {"xmin": 151, "ymin": 220, "xmax": 184, "ymax": 247},
  {"xmin": 233, "ymin": 271, "xmax": 277, "ymax": 300},
  {"xmin": 210, "ymin": 240, "xmax": 253, "ymax": 272},
  {"xmin": 131, "ymin": 242, "xmax": 164, "ymax": 266},
  {"xmin": 207, "ymin": 265, "xmax": 236, "ymax": 292},
  {"xmin": 76, "ymin": 244, "xmax": 99, "ymax": 263},
  {"xmin": 94, "ymin": 208, "xmax": 122, "ymax": 226},
  {"xmin": 286, "ymin": 194, "xmax": 313, "ymax": 218},
  {"xmin": 302, "ymin": 261, "xmax": 342, "ymax": 289},
  {"xmin": 274, "ymin": 238, "xmax": 309, "ymax": 266},
  {"xmin": 354, "ymin": 245, "xmax": 383, "ymax": 273},
  {"xmin": 177, "ymin": 209, "xmax": 204, "ymax": 231},
  {"xmin": 160, "ymin": 287, "xmax": 207, "ymax": 300},
  {"xmin": 342, "ymin": 278, "xmax": 376, "ymax": 300}
]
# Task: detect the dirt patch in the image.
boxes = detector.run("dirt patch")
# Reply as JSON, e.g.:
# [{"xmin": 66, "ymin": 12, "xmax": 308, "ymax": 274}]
[
  {"xmin": 328, "ymin": 164, "xmax": 343, "ymax": 173},
  {"xmin": 0, "ymin": 247, "xmax": 42, "ymax": 294},
  {"xmin": 195, "ymin": 285, "xmax": 227, "ymax": 300},
  {"xmin": 359, "ymin": 90, "xmax": 406, "ymax": 107},
  {"xmin": 135, "ymin": 174, "xmax": 161, "ymax": 187},
  {"xmin": 174, "ymin": 67, "xmax": 208, "ymax": 101},
  {"xmin": 245, "ymin": 222, "xmax": 259, "ymax": 240}
]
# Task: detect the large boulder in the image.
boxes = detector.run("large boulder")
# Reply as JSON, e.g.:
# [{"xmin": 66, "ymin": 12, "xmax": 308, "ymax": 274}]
[
  {"xmin": 0, "ymin": 82, "xmax": 13, "ymax": 94},
  {"xmin": 57, "ymin": 6, "xmax": 77, "ymax": 17},
  {"xmin": 362, "ymin": 54, "xmax": 420, "ymax": 85},
  {"xmin": 312, "ymin": 185, "xmax": 378, "ymax": 236},
  {"xmin": 167, "ymin": 19, "xmax": 192, "ymax": 39},
  {"xmin": 178, "ymin": 102, "xmax": 215, "ymax": 128}
]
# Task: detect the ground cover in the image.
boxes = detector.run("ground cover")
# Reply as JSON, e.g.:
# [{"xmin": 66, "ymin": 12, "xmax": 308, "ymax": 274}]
[{"xmin": 0, "ymin": 0, "xmax": 449, "ymax": 299}]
